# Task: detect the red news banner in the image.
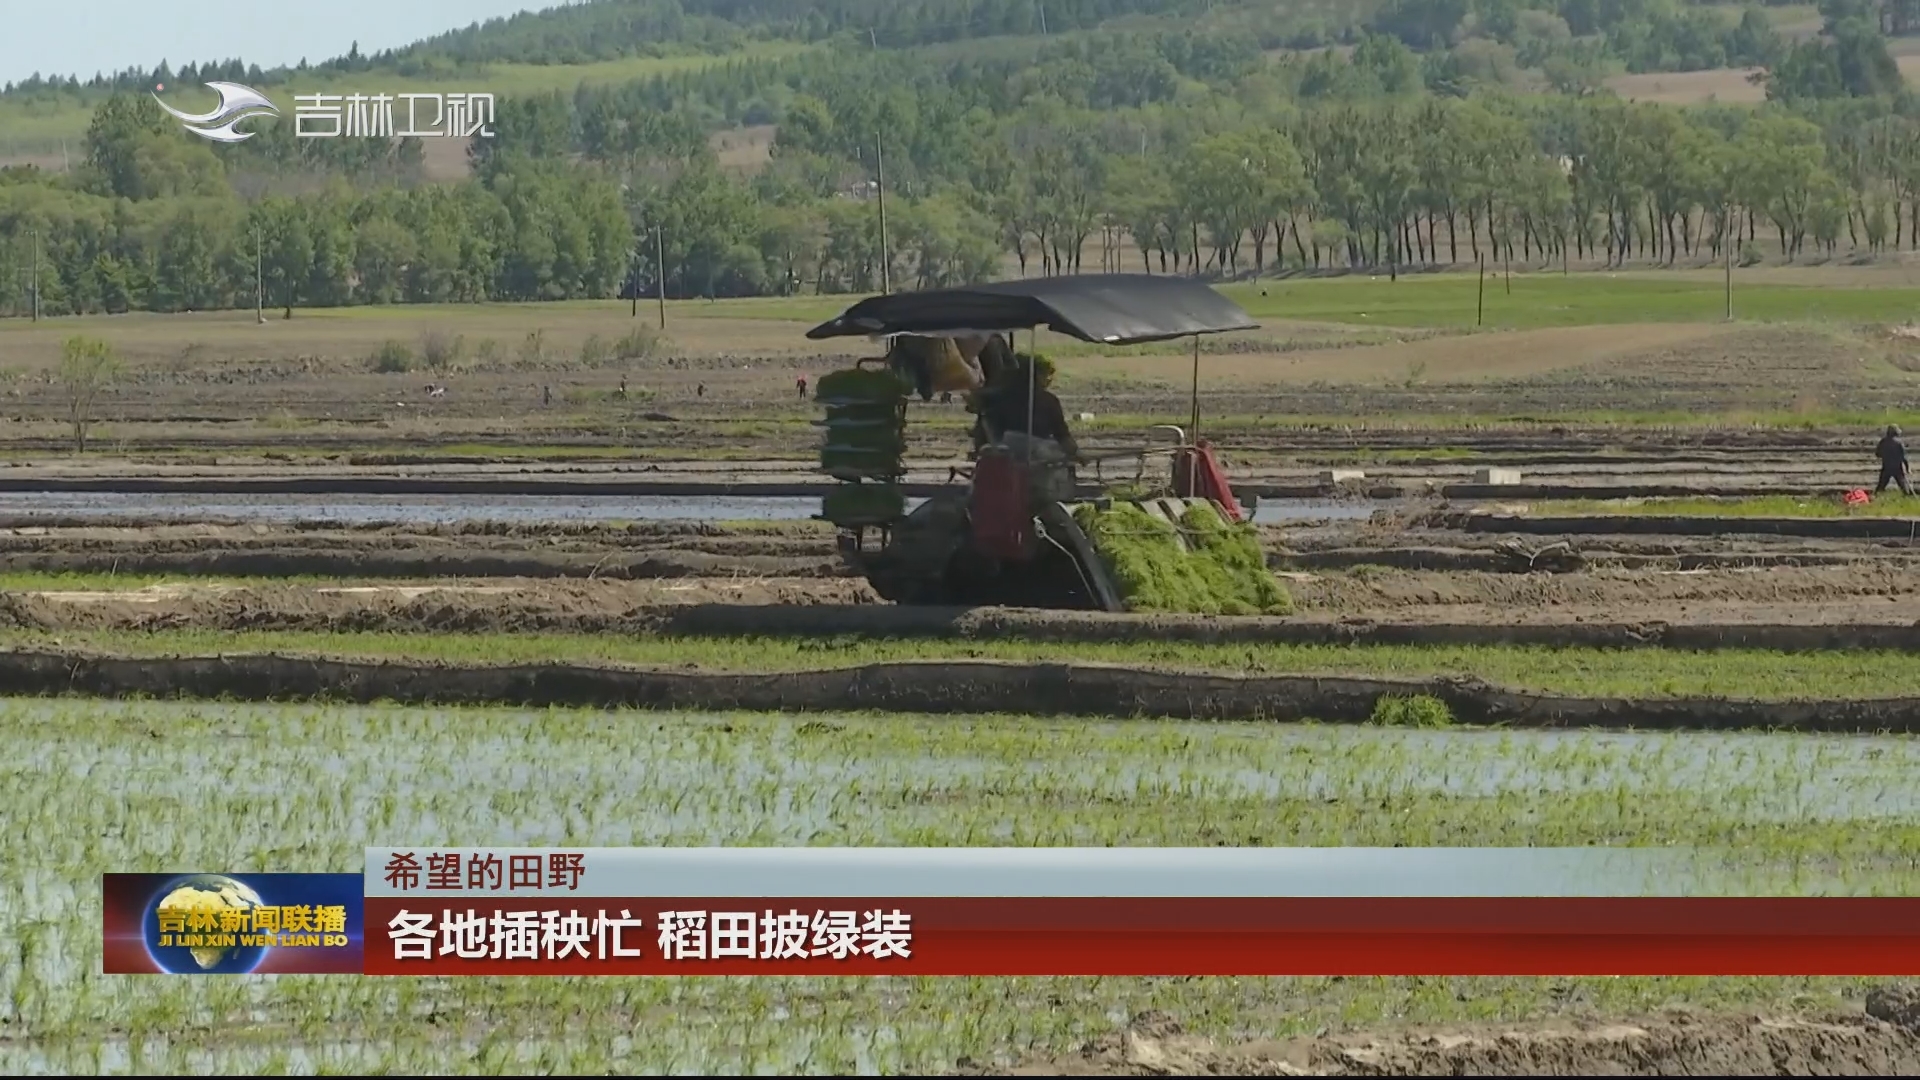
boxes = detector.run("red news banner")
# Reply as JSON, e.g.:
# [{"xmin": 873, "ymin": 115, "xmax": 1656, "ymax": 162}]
[{"xmin": 362, "ymin": 847, "xmax": 1920, "ymax": 977}]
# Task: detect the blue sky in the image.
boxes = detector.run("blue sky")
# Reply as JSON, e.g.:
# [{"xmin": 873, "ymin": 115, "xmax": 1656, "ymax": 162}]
[{"xmin": 1, "ymin": 2, "xmax": 557, "ymax": 86}]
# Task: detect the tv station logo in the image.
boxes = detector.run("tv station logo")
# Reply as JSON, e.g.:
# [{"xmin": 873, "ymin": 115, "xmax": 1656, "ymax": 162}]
[
  {"xmin": 103, "ymin": 873, "xmax": 364, "ymax": 974},
  {"xmin": 153, "ymin": 80, "xmax": 496, "ymax": 143}
]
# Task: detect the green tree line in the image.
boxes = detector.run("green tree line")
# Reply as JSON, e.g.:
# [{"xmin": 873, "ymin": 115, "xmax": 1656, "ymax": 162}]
[
  {"xmin": 13, "ymin": 84, "xmax": 1920, "ymax": 317},
  {"xmin": 6, "ymin": 2, "xmax": 1920, "ymax": 315}
]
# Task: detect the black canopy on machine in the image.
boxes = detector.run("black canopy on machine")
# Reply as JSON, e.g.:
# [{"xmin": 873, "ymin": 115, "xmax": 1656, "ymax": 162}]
[{"xmin": 803, "ymin": 273, "xmax": 1259, "ymax": 347}]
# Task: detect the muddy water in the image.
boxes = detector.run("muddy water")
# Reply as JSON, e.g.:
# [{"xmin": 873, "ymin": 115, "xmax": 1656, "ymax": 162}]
[{"xmin": 0, "ymin": 492, "xmax": 1385, "ymax": 525}]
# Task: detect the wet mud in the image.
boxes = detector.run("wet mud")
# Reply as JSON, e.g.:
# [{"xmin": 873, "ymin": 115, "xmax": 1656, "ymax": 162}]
[
  {"xmin": 9, "ymin": 517, "xmax": 1920, "ymax": 651},
  {"xmin": 960, "ymin": 1001, "xmax": 1920, "ymax": 1076}
]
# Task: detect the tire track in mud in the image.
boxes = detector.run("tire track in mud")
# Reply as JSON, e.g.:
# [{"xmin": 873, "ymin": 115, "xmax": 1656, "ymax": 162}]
[{"xmin": 8, "ymin": 649, "xmax": 1920, "ymax": 733}]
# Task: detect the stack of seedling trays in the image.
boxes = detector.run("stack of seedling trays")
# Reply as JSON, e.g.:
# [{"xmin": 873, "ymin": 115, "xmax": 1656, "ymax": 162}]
[{"xmin": 815, "ymin": 366, "xmax": 910, "ymax": 528}]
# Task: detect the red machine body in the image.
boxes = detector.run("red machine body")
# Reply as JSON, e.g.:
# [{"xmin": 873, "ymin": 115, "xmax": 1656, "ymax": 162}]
[
  {"xmin": 1171, "ymin": 440, "xmax": 1244, "ymax": 523},
  {"xmin": 968, "ymin": 451, "xmax": 1036, "ymax": 560}
]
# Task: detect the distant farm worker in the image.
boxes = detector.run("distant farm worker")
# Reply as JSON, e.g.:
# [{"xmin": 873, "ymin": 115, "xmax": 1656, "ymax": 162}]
[
  {"xmin": 542, "ymin": 385, "xmax": 552, "ymax": 406},
  {"xmin": 797, "ymin": 375, "xmax": 809, "ymax": 400},
  {"xmin": 697, "ymin": 383, "xmax": 706, "ymax": 398},
  {"xmin": 1877, "ymin": 425, "xmax": 1914, "ymax": 495}
]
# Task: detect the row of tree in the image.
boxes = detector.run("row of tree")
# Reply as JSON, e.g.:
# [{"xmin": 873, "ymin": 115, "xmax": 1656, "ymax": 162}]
[
  {"xmin": 15, "ymin": 87, "xmax": 1920, "ymax": 316},
  {"xmin": 0, "ymin": 162, "xmax": 637, "ymax": 316},
  {"xmin": 6, "ymin": 3, "xmax": 1920, "ymax": 316}
]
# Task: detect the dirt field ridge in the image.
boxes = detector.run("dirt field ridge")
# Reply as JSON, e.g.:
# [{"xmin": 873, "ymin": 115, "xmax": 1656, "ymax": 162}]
[
  {"xmin": 10, "ymin": 588, "xmax": 1920, "ymax": 653},
  {"xmin": 9, "ymin": 649, "xmax": 1920, "ymax": 732}
]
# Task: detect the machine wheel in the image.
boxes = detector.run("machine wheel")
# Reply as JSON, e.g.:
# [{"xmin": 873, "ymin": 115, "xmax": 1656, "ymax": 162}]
[
  {"xmin": 939, "ymin": 531, "xmax": 1103, "ymax": 611},
  {"xmin": 852, "ymin": 494, "xmax": 1115, "ymax": 611},
  {"xmin": 855, "ymin": 494, "xmax": 968, "ymax": 605},
  {"xmin": 865, "ymin": 556, "xmax": 954, "ymax": 605}
]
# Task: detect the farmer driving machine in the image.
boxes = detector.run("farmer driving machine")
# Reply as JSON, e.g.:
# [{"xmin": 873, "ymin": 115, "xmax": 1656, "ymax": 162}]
[{"xmin": 807, "ymin": 274, "xmax": 1288, "ymax": 615}]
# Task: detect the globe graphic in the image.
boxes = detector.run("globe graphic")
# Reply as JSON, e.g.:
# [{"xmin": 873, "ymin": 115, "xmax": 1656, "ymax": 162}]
[{"xmin": 143, "ymin": 875, "xmax": 269, "ymax": 974}]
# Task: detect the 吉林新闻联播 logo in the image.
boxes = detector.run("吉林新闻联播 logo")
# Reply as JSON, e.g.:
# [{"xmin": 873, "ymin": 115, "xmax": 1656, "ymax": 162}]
[{"xmin": 152, "ymin": 81, "xmax": 280, "ymax": 143}]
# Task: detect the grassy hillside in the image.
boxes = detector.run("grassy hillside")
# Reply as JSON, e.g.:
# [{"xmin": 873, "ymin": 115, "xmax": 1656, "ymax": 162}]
[
  {"xmin": 0, "ymin": 0, "xmax": 1848, "ymax": 153},
  {"xmin": 0, "ymin": 42, "xmax": 813, "ymax": 151}
]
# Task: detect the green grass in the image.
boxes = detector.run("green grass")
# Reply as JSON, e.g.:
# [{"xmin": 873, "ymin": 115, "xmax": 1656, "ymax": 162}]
[
  {"xmin": 11, "ymin": 272, "xmax": 1920, "ymax": 371},
  {"xmin": 10, "ymin": 629, "xmax": 1920, "ymax": 700},
  {"xmin": 0, "ymin": 44, "xmax": 812, "ymax": 148},
  {"xmin": 1531, "ymin": 494, "xmax": 1920, "ymax": 518},
  {"xmin": 3, "ymin": 695, "xmax": 1915, "ymax": 1072},
  {"xmin": 648, "ymin": 273, "xmax": 1920, "ymax": 333},
  {"xmin": 1211, "ymin": 272, "xmax": 1920, "ymax": 330}
]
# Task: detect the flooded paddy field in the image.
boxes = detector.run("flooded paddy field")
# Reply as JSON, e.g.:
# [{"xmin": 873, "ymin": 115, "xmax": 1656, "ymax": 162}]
[
  {"xmin": 7, "ymin": 316, "xmax": 1920, "ymax": 1072},
  {"xmin": 6, "ymin": 698, "xmax": 1920, "ymax": 1074}
]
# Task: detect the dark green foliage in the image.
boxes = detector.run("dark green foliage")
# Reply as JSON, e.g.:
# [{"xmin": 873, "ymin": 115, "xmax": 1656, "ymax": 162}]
[
  {"xmin": 0, "ymin": 153, "xmax": 633, "ymax": 316},
  {"xmin": 1764, "ymin": 2, "xmax": 1903, "ymax": 101},
  {"xmin": 1366, "ymin": 1, "xmax": 1790, "ymax": 77},
  {"xmin": 370, "ymin": 340, "xmax": 414, "ymax": 374},
  {"xmin": 1369, "ymin": 694, "xmax": 1456, "ymax": 728}
]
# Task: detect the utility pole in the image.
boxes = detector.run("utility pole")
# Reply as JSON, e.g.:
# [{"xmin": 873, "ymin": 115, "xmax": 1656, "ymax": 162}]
[
  {"xmin": 631, "ymin": 231, "xmax": 640, "ymax": 318},
  {"xmin": 655, "ymin": 227, "xmax": 667, "ymax": 331},
  {"xmin": 255, "ymin": 228, "xmax": 266, "ymax": 324},
  {"xmin": 1038, "ymin": 1, "xmax": 1047, "ymax": 34},
  {"xmin": 875, "ymin": 134, "xmax": 891, "ymax": 294},
  {"xmin": 868, "ymin": 27, "xmax": 878, "ymax": 48},
  {"xmin": 1476, "ymin": 252, "xmax": 1485, "ymax": 328},
  {"xmin": 1724, "ymin": 216, "xmax": 1734, "ymax": 322},
  {"xmin": 29, "ymin": 229, "xmax": 39, "ymax": 323}
]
